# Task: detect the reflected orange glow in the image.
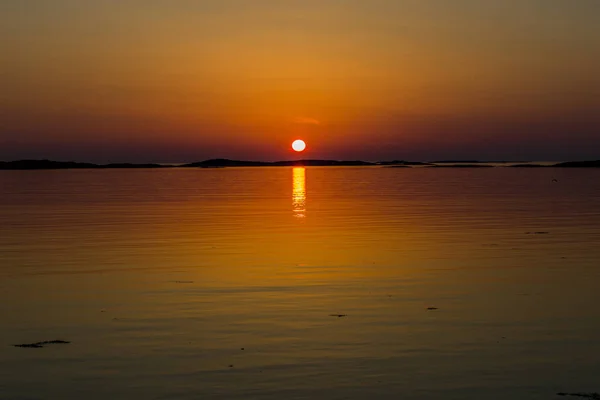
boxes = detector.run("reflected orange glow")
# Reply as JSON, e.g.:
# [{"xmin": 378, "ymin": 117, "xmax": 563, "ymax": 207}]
[{"xmin": 292, "ymin": 167, "xmax": 306, "ymax": 218}]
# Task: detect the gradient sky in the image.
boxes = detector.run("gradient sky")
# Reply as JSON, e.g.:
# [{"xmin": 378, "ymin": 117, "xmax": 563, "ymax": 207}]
[{"xmin": 1, "ymin": 0, "xmax": 599, "ymax": 162}]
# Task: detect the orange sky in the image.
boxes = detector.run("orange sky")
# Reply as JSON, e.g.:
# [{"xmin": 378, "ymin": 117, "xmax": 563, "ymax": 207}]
[{"xmin": 1, "ymin": 1, "xmax": 599, "ymax": 162}]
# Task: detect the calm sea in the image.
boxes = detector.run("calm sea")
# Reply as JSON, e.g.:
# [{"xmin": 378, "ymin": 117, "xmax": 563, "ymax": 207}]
[{"xmin": 1, "ymin": 167, "xmax": 600, "ymax": 399}]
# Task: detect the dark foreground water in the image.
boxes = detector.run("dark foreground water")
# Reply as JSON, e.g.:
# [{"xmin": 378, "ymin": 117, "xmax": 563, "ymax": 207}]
[{"xmin": 1, "ymin": 167, "xmax": 600, "ymax": 399}]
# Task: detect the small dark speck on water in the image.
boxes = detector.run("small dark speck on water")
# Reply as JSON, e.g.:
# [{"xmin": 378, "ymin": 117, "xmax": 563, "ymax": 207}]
[
  {"xmin": 525, "ymin": 231, "xmax": 550, "ymax": 235},
  {"xmin": 427, "ymin": 307, "xmax": 439, "ymax": 311},
  {"xmin": 329, "ymin": 314, "xmax": 347, "ymax": 318},
  {"xmin": 13, "ymin": 343, "xmax": 43, "ymax": 348},
  {"xmin": 557, "ymin": 393, "xmax": 600, "ymax": 399},
  {"xmin": 174, "ymin": 281, "xmax": 194, "ymax": 284},
  {"xmin": 241, "ymin": 348, "xmax": 244, "ymax": 350},
  {"xmin": 13, "ymin": 340, "xmax": 70, "ymax": 348},
  {"xmin": 228, "ymin": 365, "xmax": 234, "ymax": 368}
]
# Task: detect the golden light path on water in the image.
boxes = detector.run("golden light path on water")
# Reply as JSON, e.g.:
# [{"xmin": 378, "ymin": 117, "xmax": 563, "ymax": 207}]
[{"xmin": 292, "ymin": 167, "xmax": 306, "ymax": 218}]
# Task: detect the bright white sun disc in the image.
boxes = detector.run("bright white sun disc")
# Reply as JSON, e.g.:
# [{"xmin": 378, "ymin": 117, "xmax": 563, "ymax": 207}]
[{"xmin": 292, "ymin": 139, "xmax": 306, "ymax": 152}]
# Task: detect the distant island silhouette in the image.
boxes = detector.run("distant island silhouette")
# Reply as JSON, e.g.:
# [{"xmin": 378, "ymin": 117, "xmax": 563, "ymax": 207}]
[
  {"xmin": 0, "ymin": 160, "xmax": 167, "ymax": 170},
  {"xmin": 182, "ymin": 159, "xmax": 373, "ymax": 167},
  {"xmin": 1, "ymin": 159, "xmax": 600, "ymax": 170}
]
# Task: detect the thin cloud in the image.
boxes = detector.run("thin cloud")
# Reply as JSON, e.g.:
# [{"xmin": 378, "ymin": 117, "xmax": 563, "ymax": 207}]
[{"xmin": 293, "ymin": 117, "xmax": 320, "ymax": 125}]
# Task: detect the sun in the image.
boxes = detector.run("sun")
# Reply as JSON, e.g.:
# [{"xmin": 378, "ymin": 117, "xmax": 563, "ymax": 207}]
[{"xmin": 292, "ymin": 139, "xmax": 306, "ymax": 152}]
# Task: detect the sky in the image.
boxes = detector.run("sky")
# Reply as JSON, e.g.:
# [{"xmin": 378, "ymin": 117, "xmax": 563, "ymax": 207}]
[{"xmin": 1, "ymin": 0, "xmax": 599, "ymax": 162}]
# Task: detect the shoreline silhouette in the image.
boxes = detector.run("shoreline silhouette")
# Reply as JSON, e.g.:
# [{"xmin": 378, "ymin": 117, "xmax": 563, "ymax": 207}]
[{"xmin": 1, "ymin": 158, "xmax": 599, "ymax": 170}]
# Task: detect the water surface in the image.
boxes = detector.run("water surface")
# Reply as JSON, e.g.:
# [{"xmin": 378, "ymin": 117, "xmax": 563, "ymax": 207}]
[{"xmin": 1, "ymin": 167, "xmax": 600, "ymax": 399}]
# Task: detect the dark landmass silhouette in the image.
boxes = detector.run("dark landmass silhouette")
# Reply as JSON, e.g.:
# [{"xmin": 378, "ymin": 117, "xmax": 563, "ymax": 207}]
[
  {"xmin": 431, "ymin": 160, "xmax": 484, "ymax": 164},
  {"xmin": 508, "ymin": 164, "xmax": 548, "ymax": 168},
  {"xmin": 431, "ymin": 160, "xmax": 527, "ymax": 164},
  {"xmin": 378, "ymin": 160, "xmax": 432, "ymax": 166},
  {"xmin": 102, "ymin": 163, "xmax": 168, "ymax": 169},
  {"xmin": 0, "ymin": 159, "xmax": 167, "ymax": 170},
  {"xmin": 427, "ymin": 164, "xmax": 495, "ymax": 168},
  {"xmin": 182, "ymin": 159, "xmax": 375, "ymax": 167},
  {"xmin": 0, "ymin": 160, "xmax": 98, "ymax": 170},
  {"xmin": 182, "ymin": 159, "xmax": 268, "ymax": 167},
  {"xmin": 1, "ymin": 158, "xmax": 600, "ymax": 170},
  {"xmin": 553, "ymin": 160, "xmax": 600, "ymax": 168},
  {"xmin": 276, "ymin": 159, "xmax": 373, "ymax": 166}
]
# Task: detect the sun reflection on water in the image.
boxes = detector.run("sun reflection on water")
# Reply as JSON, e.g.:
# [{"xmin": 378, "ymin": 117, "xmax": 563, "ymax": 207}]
[{"xmin": 292, "ymin": 167, "xmax": 306, "ymax": 218}]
